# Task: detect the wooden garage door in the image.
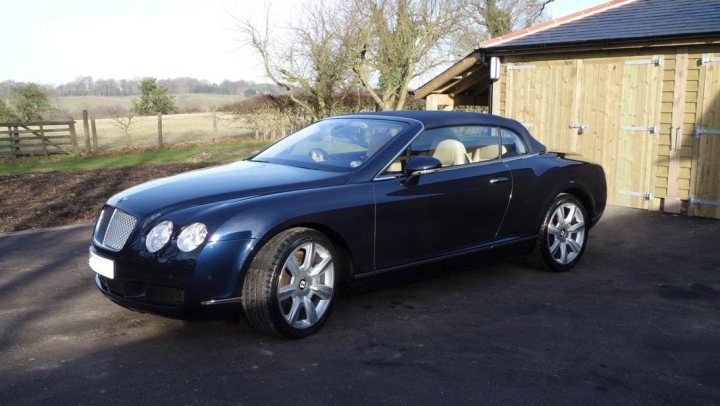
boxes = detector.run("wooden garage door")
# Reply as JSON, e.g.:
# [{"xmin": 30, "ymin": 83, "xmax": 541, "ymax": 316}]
[
  {"xmin": 504, "ymin": 60, "xmax": 576, "ymax": 152},
  {"xmin": 692, "ymin": 54, "xmax": 720, "ymax": 218},
  {"xmin": 504, "ymin": 57, "xmax": 663, "ymax": 209}
]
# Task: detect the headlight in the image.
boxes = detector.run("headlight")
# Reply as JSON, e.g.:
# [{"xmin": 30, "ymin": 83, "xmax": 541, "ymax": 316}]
[
  {"xmin": 177, "ymin": 223, "xmax": 208, "ymax": 252},
  {"xmin": 146, "ymin": 220, "xmax": 173, "ymax": 253}
]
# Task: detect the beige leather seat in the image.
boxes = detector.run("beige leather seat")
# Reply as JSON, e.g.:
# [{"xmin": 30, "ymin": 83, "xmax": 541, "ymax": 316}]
[
  {"xmin": 433, "ymin": 138, "xmax": 469, "ymax": 167},
  {"xmin": 473, "ymin": 144, "xmax": 500, "ymax": 162}
]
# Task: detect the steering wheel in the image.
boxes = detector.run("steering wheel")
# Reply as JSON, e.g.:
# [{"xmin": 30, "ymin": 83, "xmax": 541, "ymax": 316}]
[{"xmin": 309, "ymin": 148, "xmax": 330, "ymax": 162}]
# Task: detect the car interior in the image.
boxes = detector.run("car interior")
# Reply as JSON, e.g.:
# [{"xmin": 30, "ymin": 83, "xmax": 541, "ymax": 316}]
[{"xmin": 381, "ymin": 125, "xmax": 528, "ymax": 175}]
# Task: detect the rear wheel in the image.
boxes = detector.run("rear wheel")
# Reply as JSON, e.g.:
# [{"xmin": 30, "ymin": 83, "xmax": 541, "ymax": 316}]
[
  {"xmin": 241, "ymin": 228, "xmax": 337, "ymax": 338},
  {"xmin": 530, "ymin": 194, "xmax": 588, "ymax": 272}
]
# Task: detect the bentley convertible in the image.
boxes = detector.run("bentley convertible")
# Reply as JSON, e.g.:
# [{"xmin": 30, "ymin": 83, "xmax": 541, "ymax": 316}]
[{"xmin": 89, "ymin": 111, "xmax": 606, "ymax": 338}]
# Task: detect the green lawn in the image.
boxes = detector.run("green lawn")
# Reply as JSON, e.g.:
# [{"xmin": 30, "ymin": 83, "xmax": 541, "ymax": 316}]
[{"xmin": 0, "ymin": 141, "xmax": 271, "ymax": 176}]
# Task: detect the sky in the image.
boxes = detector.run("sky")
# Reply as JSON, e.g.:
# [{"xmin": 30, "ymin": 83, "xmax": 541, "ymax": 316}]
[{"xmin": 0, "ymin": 0, "xmax": 608, "ymax": 86}]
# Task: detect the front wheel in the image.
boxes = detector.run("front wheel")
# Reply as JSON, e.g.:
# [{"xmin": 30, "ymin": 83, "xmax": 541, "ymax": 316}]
[
  {"xmin": 530, "ymin": 194, "xmax": 588, "ymax": 272},
  {"xmin": 241, "ymin": 228, "xmax": 337, "ymax": 338}
]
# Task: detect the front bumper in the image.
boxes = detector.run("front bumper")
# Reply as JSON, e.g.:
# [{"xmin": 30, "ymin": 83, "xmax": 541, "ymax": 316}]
[{"xmin": 90, "ymin": 238, "xmax": 257, "ymax": 316}]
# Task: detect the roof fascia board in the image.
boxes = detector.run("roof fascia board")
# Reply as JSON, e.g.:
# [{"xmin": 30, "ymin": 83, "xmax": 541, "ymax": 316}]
[{"xmin": 414, "ymin": 52, "xmax": 484, "ymax": 99}]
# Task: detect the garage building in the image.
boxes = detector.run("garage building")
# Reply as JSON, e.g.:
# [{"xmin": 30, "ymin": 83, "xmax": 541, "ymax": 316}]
[{"xmin": 416, "ymin": 0, "xmax": 720, "ymax": 219}]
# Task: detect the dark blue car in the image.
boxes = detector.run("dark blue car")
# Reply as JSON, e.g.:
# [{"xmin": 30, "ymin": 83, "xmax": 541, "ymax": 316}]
[{"xmin": 89, "ymin": 111, "xmax": 606, "ymax": 338}]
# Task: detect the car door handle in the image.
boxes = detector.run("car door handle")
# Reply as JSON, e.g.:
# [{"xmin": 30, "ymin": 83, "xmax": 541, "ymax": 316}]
[{"xmin": 489, "ymin": 177, "xmax": 510, "ymax": 185}]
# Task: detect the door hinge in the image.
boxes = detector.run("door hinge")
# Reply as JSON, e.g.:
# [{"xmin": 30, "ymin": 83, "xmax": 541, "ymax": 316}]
[
  {"xmin": 569, "ymin": 123, "xmax": 588, "ymax": 135},
  {"xmin": 694, "ymin": 126, "xmax": 720, "ymax": 139},
  {"xmin": 700, "ymin": 54, "xmax": 720, "ymax": 66},
  {"xmin": 617, "ymin": 189, "xmax": 654, "ymax": 200},
  {"xmin": 625, "ymin": 56, "xmax": 663, "ymax": 67},
  {"xmin": 622, "ymin": 124, "xmax": 658, "ymax": 134},
  {"xmin": 690, "ymin": 196, "xmax": 720, "ymax": 207}
]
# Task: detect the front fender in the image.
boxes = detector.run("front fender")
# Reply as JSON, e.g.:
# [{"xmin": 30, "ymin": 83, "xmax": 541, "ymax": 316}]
[{"xmin": 170, "ymin": 183, "xmax": 376, "ymax": 281}]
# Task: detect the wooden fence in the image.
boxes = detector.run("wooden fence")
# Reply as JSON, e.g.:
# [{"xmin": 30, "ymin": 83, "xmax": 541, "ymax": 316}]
[{"xmin": 0, "ymin": 120, "xmax": 78, "ymax": 158}]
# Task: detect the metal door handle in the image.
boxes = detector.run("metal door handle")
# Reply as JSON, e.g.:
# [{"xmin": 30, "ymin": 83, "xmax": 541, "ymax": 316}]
[{"xmin": 489, "ymin": 177, "xmax": 509, "ymax": 184}]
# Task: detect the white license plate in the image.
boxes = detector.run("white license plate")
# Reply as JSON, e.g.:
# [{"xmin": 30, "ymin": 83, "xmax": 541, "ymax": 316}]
[{"xmin": 89, "ymin": 248, "xmax": 115, "ymax": 279}]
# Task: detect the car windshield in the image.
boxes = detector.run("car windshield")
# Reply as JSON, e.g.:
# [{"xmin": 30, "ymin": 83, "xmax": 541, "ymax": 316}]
[{"xmin": 251, "ymin": 118, "xmax": 408, "ymax": 171}]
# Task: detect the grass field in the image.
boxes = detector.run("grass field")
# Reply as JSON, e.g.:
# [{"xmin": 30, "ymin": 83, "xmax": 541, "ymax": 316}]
[
  {"xmin": 55, "ymin": 93, "xmax": 243, "ymax": 114},
  {"xmin": 0, "ymin": 140, "xmax": 271, "ymax": 176},
  {"xmin": 78, "ymin": 111, "xmax": 255, "ymax": 150}
]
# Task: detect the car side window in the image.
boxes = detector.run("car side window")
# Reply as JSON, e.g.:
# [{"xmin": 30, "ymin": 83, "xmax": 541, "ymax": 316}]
[
  {"xmin": 382, "ymin": 125, "xmax": 501, "ymax": 175},
  {"xmin": 499, "ymin": 128, "xmax": 528, "ymax": 158}
]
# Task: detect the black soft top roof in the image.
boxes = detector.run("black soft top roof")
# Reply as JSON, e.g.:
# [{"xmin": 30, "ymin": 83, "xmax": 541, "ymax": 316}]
[{"xmin": 336, "ymin": 110, "xmax": 546, "ymax": 154}]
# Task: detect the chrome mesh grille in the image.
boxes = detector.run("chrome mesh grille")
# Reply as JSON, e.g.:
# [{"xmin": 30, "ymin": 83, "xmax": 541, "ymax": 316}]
[{"xmin": 93, "ymin": 207, "xmax": 137, "ymax": 251}]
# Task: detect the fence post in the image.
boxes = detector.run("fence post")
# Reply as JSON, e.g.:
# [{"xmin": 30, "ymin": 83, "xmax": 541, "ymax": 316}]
[
  {"xmin": 157, "ymin": 113, "xmax": 163, "ymax": 148},
  {"xmin": 69, "ymin": 119, "xmax": 79, "ymax": 156},
  {"xmin": 212, "ymin": 112, "xmax": 217, "ymax": 134},
  {"xmin": 91, "ymin": 118, "xmax": 98, "ymax": 151},
  {"xmin": 39, "ymin": 123, "xmax": 48, "ymax": 156},
  {"xmin": 11, "ymin": 125, "xmax": 20, "ymax": 158},
  {"xmin": 82, "ymin": 110, "xmax": 91, "ymax": 153}
]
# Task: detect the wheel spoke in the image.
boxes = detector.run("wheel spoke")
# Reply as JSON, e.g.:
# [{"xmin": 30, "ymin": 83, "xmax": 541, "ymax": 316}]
[
  {"xmin": 567, "ymin": 238, "xmax": 582, "ymax": 254},
  {"xmin": 310, "ymin": 284, "xmax": 333, "ymax": 300},
  {"xmin": 285, "ymin": 296, "xmax": 301, "ymax": 324},
  {"xmin": 303, "ymin": 243, "xmax": 316, "ymax": 271},
  {"xmin": 310, "ymin": 256, "xmax": 332, "ymax": 277},
  {"xmin": 303, "ymin": 296, "xmax": 318, "ymax": 324},
  {"xmin": 285, "ymin": 255, "xmax": 302, "ymax": 278},
  {"xmin": 277, "ymin": 284, "xmax": 295, "ymax": 301},
  {"xmin": 559, "ymin": 241, "xmax": 568, "ymax": 264},
  {"xmin": 548, "ymin": 225, "xmax": 560, "ymax": 236},
  {"xmin": 549, "ymin": 239, "xmax": 560, "ymax": 256},
  {"xmin": 568, "ymin": 222, "xmax": 585, "ymax": 233},
  {"xmin": 554, "ymin": 209, "xmax": 564, "ymax": 226}
]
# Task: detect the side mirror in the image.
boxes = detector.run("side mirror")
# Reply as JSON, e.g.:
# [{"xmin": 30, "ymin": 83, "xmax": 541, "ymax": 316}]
[
  {"xmin": 402, "ymin": 156, "xmax": 442, "ymax": 185},
  {"xmin": 404, "ymin": 155, "xmax": 442, "ymax": 175}
]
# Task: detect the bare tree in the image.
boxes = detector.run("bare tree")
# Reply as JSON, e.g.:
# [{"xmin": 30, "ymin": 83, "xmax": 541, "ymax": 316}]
[
  {"xmin": 235, "ymin": 0, "xmax": 554, "ymax": 114},
  {"xmin": 234, "ymin": 1, "xmax": 357, "ymax": 121},
  {"xmin": 350, "ymin": 0, "xmax": 470, "ymax": 111},
  {"xmin": 453, "ymin": 0, "xmax": 555, "ymax": 52},
  {"xmin": 107, "ymin": 107, "xmax": 136, "ymax": 147}
]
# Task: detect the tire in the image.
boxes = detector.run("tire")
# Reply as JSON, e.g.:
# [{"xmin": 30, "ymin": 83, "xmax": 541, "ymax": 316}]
[
  {"xmin": 529, "ymin": 194, "xmax": 588, "ymax": 272},
  {"xmin": 241, "ymin": 228, "xmax": 338, "ymax": 338}
]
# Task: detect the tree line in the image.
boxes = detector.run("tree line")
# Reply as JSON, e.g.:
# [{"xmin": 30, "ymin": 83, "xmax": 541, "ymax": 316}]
[
  {"xmin": 0, "ymin": 79, "xmax": 182, "ymax": 123},
  {"xmin": 0, "ymin": 77, "xmax": 282, "ymax": 99}
]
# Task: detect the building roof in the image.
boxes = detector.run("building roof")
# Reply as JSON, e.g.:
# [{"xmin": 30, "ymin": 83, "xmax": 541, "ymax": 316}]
[
  {"xmin": 415, "ymin": 0, "xmax": 720, "ymax": 99},
  {"xmin": 485, "ymin": 0, "xmax": 720, "ymax": 50}
]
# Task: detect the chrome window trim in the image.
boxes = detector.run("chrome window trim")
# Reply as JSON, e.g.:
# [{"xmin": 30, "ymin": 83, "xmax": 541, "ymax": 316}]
[{"xmin": 501, "ymin": 152, "xmax": 540, "ymax": 163}]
